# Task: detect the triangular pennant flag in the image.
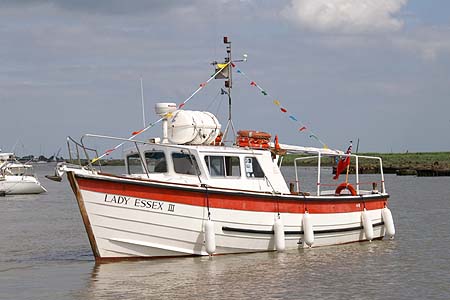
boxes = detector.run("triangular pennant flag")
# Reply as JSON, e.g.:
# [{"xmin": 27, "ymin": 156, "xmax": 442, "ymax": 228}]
[
  {"xmin": 299, "ymin": 126, "xmax": 307, "ymax": 131},
  {"xmin": 236, "ymin": 69, "xmax": 241, "ymax": 73},
  {"xmin": 280, "ymin": 108, "xmax": 287, "ymax": 113},
  {"xmin": 179, "ymin": 103, "xmax": 185, "ymax": 109},
  {"xmin": 231, "ymin": 62, "xmax": 236, "ymax": 67},
  {"xmin": 273, "ymin": 100, "xmax": 280, "ymax": 106},
  {"xmin": 261, "ymin": 91, "xmax": 267, "ymax": 95},
  {"xmin": 200, "ymin": 82, "xmax": 207, "ymax": 87},
  {"xmin": 132, "ymin": 129, "xmax": 143, "ymax": 135},
  {"xmin": 289, "ymin": 115, "xmax": 298, "ymax": 121},
  {"xmin": 250, "ymin": 81, "xmax": 257, "ymax": 86}
]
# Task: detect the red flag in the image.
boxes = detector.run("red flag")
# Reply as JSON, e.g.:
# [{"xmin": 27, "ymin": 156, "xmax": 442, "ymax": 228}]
[
  {"xmin": 299, "ymin": 126, "xmax": 307, "ymax": 132},
  {"xmin": 280, "ymin": 107, "xmax": 287, "ymax": 113},
  {"xmin": 132, "ymin": 129, "xmax": 143, "ymax": 135},
  {"xmin": 250, "ymin": 81, "xmax": 257, "ymax": 86},
  {"xmin": 333, "ymin": 142, "xmax": 352, "ymax": 180}
]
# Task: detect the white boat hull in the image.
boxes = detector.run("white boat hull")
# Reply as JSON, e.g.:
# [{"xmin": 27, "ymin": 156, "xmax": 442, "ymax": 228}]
[
  {"xmin": 0, "ymin": 175, "xmax": 47, "ymax": 194},
  {"xmin": 69, "ymin": 172, "xmax": 389, "ymax": 260}
]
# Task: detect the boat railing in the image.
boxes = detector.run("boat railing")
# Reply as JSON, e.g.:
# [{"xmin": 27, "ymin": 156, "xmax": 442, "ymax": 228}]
[
  {"xmin": 77, "ymin": 134, "xmax": 203, "ymax": 183},
  {"xmin": 66, "ymin": 136, "xmax": 102, "ymax": 171},
  {"xmin": 293, "ymin": 153, "xmax": 386, "ymax": 196}
]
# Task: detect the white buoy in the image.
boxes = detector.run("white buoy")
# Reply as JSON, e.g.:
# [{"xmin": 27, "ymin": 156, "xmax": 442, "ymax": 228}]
[
  {"xmin": 382, "ymin": 207, "xmax": 396, "ymax": 238},
  {"xmin": 361, "ymin": 208, "xmax": 374, "ymax": 241},
  {"xmin": 274, "ymin": 217, "xmax": 286, "ymax": 251},
  {"xmin": 205, "ymin": 219, "xmax": 216, "ymax": 255},
  {"xmin": 303, "ymin": 212, "xmax": 314, "ymax": 247}
]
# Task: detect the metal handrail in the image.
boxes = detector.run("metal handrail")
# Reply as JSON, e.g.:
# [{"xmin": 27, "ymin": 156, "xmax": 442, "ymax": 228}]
[
  {"xmin": 293, "ymin": 153, "xmax": 386, "ymax": 195},
  {"xmin": 66, "ymin": 136, "xmax": 101, "ymax": 170}
]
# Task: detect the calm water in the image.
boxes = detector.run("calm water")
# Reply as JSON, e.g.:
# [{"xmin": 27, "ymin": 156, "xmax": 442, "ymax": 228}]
[{"xmin": 1, "ymin": 164, "xmax": 450, "ymax": 300}]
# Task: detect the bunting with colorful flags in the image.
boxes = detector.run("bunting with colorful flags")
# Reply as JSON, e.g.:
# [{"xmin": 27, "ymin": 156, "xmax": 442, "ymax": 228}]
[{"xmin": 233, "ymin": 65, "xmax": 328, "ymax": 149}]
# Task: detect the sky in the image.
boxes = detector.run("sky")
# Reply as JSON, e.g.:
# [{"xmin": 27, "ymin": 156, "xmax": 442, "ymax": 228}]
[{"xmin": 1, "ymin": 0, "xmax": 450, "ymax": 157}]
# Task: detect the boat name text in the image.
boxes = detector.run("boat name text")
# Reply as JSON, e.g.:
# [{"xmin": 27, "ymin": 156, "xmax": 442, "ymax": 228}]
[{"xmin": 104, "ymin": 194, "xmax": 175, "ymax": 212}]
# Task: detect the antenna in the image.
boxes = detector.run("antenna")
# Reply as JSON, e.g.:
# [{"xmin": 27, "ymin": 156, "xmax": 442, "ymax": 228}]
[
  {"xmin": 212, "ymin": 37, "xmax": 248, "ymax": 144},
  {"xmin": 140, "ymin": 77, "xmax": 146, "ymax": 127}
]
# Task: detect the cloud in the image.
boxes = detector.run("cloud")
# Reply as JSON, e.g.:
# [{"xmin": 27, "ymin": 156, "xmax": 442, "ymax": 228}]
[{"xmin": 282, "ymin": 0, "xmax": 408, "ymax": 34}]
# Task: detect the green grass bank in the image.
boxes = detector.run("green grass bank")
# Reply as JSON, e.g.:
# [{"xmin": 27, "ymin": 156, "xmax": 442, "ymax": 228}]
[{"xmin": 282, "ymin": 152, "xmax": 450, "ymax": 170}]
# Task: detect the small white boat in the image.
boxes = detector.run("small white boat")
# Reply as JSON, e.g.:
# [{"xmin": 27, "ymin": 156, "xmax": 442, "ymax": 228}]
[
  {"xmin": 0, "ymin": 152, "xmax": 47, "ymax": 195},
  {"xmin": 57, "ymin": 38, "xmax": 395, "ymax": 261}
]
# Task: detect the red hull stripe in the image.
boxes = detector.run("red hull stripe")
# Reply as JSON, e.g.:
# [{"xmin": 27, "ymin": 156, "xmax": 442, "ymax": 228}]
[{"xmin": 76, "ymin": 177, "xmax": 387, "ymax": 214}]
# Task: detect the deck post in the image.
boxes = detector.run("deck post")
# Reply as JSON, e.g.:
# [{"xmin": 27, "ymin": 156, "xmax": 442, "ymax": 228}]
[
  {"xmin": 379, "ymin": 158, "xmax": 386, "ymax": 193},
  {"xmin": 356, "ymin": 155, "xmax": 360, "ymax": 194},
  {"xmin": 317, "ymin": 153, "xmax": 321, "ymax": 196}
]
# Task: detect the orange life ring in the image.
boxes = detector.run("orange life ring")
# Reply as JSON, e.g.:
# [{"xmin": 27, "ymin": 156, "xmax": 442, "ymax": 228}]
[
  {"xmin": 237, "ymin": 137, "xmax": 270, "ymax": 144},
  {"xmin": 237, "ymin": 130, "xmax": 271, "ymax": 139},
  {"xmin": 335, "ymin": 183, "xmax": 357, "ymax": 196},
  {"xmin": 238, "ymin": 140, "xmax": 270, "ymax": 149}
]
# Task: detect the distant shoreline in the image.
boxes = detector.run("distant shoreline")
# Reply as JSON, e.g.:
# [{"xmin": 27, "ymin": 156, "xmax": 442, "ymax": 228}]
[{"xmin": 77, "ymin": 151, "xmax": 450, "ymax": 171}]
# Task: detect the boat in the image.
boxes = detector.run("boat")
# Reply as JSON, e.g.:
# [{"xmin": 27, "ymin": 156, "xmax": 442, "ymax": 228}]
[
  {"xmin": 55, "ymin": 38, "xmax": 395, "ymax": 261},
  {"xmin": 0, "ymin": 152, "xmax": 47, "ymax": 195}
]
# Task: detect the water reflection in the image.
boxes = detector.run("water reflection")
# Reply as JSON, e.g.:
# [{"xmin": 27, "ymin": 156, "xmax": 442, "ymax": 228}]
[{"xmin": 81, "ymin": 241, "xmax": 400, "ymax": 300}]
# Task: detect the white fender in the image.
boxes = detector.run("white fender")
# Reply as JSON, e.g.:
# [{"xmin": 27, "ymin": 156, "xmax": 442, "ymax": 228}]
[
  {"xmin": 382, "ymin": 207, "xmax": 395, "ymax": 238},
  {"xmin": 303, "ymin": 212, "xmax": 314, "ymax": 247},
  {"xmin": 274, "ymin": 217, "xmax": 286, "ymax": 251},
  {"xmin": 205, "ymin": 219, "xmax": 216, "ymax": 255},
  {"xmin": 361, "ymin": 208, "xmax": 374, "ymax": 241}
]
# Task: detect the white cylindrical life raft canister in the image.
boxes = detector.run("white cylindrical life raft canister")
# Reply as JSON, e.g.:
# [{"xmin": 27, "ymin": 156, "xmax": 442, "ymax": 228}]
[
  {"xmin": 205, "ymin": 219, "xmax": 216, "ymax": 255},
  {"xmin": 303, "ymin": 212, "xmax": 314, "ymax": 247},
  {"xmin": 274, "ymin": 217, "xmax": 286, "ymax": 251},
  {"xmin": 382, "ymin": 207, "xmax": 395, "ymax": 238},
  {"xmin": 361, "ymin": 208, "xmax": 374, "ymax": 241},
  {"xmin": 168, "ymin": 110, "xmax": 221, "ymax": 145}
]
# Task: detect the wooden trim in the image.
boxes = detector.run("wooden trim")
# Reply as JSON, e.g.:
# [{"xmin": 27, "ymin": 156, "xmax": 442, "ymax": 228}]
[{"xmin": 67, "ymin": 171, "xmax": 101, "ymax": 259}]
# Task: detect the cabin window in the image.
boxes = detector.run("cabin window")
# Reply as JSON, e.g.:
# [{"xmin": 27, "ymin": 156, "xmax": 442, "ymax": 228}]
[
  {"xmin": 127, "ymin": 153, "xmax": 143, "ymax": 174},
  {"xmin": 145, "ymin": 151, "xmax": 167, "ymax": 173},
  {"xmin": 172, "ymin": 152, "xmax": 200, "ymax": 175},
  {"xmin": 204, "ymin": 156, "xmax": 240, "ymax": 177},
  {"xmin": 244, "ymin": 157, "xmax": 264, "ymax": 178}
]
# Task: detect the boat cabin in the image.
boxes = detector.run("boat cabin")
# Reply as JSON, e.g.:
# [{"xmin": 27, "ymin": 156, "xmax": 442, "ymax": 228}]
[{"xmin": 124, "ymin": 143, "xmax": 290, "ymax": 194}]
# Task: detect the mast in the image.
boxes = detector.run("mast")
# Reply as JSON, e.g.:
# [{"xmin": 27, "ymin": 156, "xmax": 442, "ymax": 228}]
[
  {"xmin": 212, "ymin": 36, "xmax": 247, "ymax": 144},
  {"xmin": 221, "ymin": 36, "xmax": 236, "ymax": 143}
]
